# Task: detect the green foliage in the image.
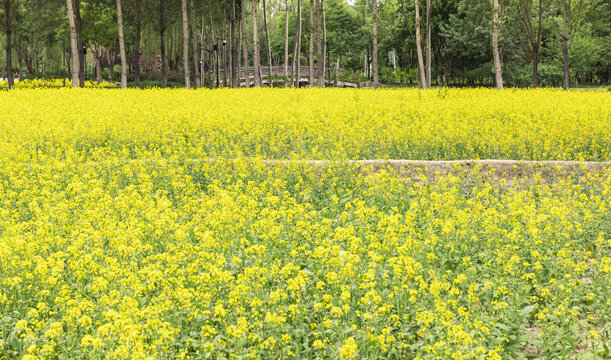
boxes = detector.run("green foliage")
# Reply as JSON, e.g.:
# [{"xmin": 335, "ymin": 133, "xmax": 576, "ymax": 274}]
[{"xmin": 0, "ymin": 0, "xmax": 607, "ymax": 86}]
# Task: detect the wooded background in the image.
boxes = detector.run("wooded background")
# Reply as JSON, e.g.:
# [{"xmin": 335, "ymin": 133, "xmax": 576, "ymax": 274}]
[{"xmin": 1, "ymin": 0, "xmax": 608, "ymax": 89}]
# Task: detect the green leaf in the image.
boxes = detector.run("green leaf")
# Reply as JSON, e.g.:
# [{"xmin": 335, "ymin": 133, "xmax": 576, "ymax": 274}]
[
  {"xmin": 520, "ymin": 304, "xmax": 538, "ymax": 317},
  {"xmin": 575, "ymin": 351, "xmax": 597, "ymax": 360}
]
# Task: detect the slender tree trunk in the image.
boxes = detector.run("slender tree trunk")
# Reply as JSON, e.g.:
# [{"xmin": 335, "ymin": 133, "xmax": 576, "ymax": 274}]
[
  {"xmin": 1, "ymin": 43, "xmax": 5, "ymax": 80},
  {"xmin": 549, "ymin": 0, "xmax": 584, "ymax": 90},
  {"xmin": 263, "ymin": 0, "xmax": 272, "ymax": 85},
  {"xmin": 95, "ymin": 50, "xmax": 103, "ymax": 82},
  {"xmin": 252, "ymin": 0, "xmax": 261, "ymax": 86},
  {"xmin": 321, "ymin": 0, "xmax": 326, "ymax": 85},
  {"xmin": 492, "ymin": 0, "xmax": 503, "ymax": 89},
  {"xmin": 284, "ymin": 0, "xmax": 289, "ymax": 83},
  {"xmin": 4, "ymin": 0, "xmax": 14, "ymax": 88},
  {"xmin": 159, "ymin": 1, "xmax": 167, "ymax": 87},
  {"xmin": 230, "ymin": 0, "xmax": 238, "ymax": 87},
  {"xmin": 562, "ymin": 39, "xmax": 569, "ymax": 90},
  {"xmin": 1, "ymin": 45, "xmax": 5, "ymax": 80},
  {"xmin": 309, "ymin": 0, "xmax": 315, "ymax": 86},
  {"xmin": 66, "ymin": 0, "xmax": 80, "ymax": 87},
  {"xmin": 211, "ymin": 12, "xmax": 218, "ymax": 87},
  {"xmin": 223, "ymin": 3, "xmax": 227, "ymax": 87},
  {"xmin": 372, "ymin": 0, "xmax": 379, "ymax": 88},
  {"xmin": 181, "ymin": 0, "xmax": 191, "ymax": 88},
  {"xmin": 294, "ymin": 0, "xmax": 302, "ymax": 87},
  {"xmin": 134, "ymin": 0, "xmax": 142, "ymax": 87},
  {"xmin": 425, "ymin": 0, "xmax": 431, "ymax": 87},
  {"xmin": 74, "ymin": 0, "xmax": 85, "ymax": 87},
  {"xmin": 414, "ymin": 0, "xmax": 426, "ymax": 88},
  {"xmin": 200, "ymin": 6, "xmax": 207, "ymax": 86},
  {"xmin": 237, "ymin": 18, "xmax": 242, "ymax": 85},
  {"xmin": 532, "ymin": 45, "xmax": 539, "ymax": 88},
  {"xmin": 284, "ymin": 1, "xmax": 289, "ymax": 78},
  {"xmin": 16, "ymin": 47, "xmax": 21, "ymax": 75},
  {"xmin": 518, "ymin": 0, "xmax": 542, "ymax": 88},
  {"xmin": 316, "ymin": 0, "xmax": 323, "ymax": 87},
  {"xmin": 117, "ymin": 0, "xmax": 128, "ymax": 88},
  {"xmin": 241, "ymin": 0, "xmax": 250, "ymax": 88},
  {"xmin": 106, "ymin": 48, "xmax": 113, "ymax": 81},
  {"xmin": 189, "ymin": 0, "xmax": 201, "ymax": 88}
]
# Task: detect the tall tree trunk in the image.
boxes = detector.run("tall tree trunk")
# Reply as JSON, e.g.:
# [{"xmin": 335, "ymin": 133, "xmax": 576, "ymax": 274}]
[
  {"xmin": 15, "ymin": 47, "xmax": 21, "ymax": 75},
  {"xmin": 316, "ymin": 0, "xmax": 323, "ymax": 87},
  {"xmin": 1, "ymin": 43, "xmax": 5, "ymax": 80},
  {"xmin": 309, "ymin": 0, "xmax": 315, "ymax": 87},
  {"xmin": 94, "ymin": 49, "xmax": 102, "ymax": 82},
  {"xmin": 211, "ymin": 12, "xmax": 218, "ymax": 87},
  {"xmin": 549, "ymin": 0, "xmax": 584, "ymax": 90},
  {"xmin": 117, "ymin": 0, "xmax": 128, "ymax": 88},
  {"xmin": 562, "ymin": 39, "xmax": 569, "ymax": 90},
  {"xmin": 181, "ymin": 0, "xmax": 191, "ymax": 88},
  {"xmin": 4, "ymin": 0, "xmax": 14, "ymax": 88},
  {"xmin": 425, "ymin": 0, "xmax": 431, "ymax": 87},
  {"xmin": 134, "ymin": 0, "xmax": 142, "ymax": 87},
  {"xmin": 223, "ymin": 3, "xmax": 228, "ymax": 87},
  {"xmin": 23, "ymin": 47, "xmax": 35, "ymax": 75},
  {"xmin": 237, "ymin": 18, "xmax": 242, "ymax": 85},
  {"xmin": 531, "ymin": 45, "xmax": 539, "ymax": 87},
  {"xmin": 294, "ymin": 0, "xmax": 302, "ymax": 87},
  {"xmin": 199, "ymin": 6, "xmax": 212, "ymax": 86},
  {"xmin": 251, "ymin": 0, "xmax": 261, "ymax": 86},
  {"xmin": 414, "ymin": 0, "xmax": 426, "ymax": 88},
  {"xmin": 372, "ymin": 0, "xmax": 379, "ymax": 88},
  {"xmin": 74, "ymin": 0, "xmax": 85, "ymax": 87},
  {"xmin": 241, "ymin": 0, "xmax": 250, "ymax": 88},
  {"xmin": 189, "ymin": 0, "xmax": 201, "ymax": 88},
  {"xmin": 518, "ymin": 0, "xmax": 542, "ymax": 88},
  {"xmin": 284, "ymin": 0, "xmax": 289, "ymax": 83},
  {"xmin": 106, "ymin": 48, "xmax": 113, "ymax": 81},
  {"xmin": 492, "ymin": 0, "xmax": 503, "ymax": 89},
  {"xmin": 230, "ymin": 0, "xmax": 238, "ymax": 87},
  {"xmin": 321, "ymin": 0, "xmax": 326, "ymax": 85},
  {"xmin": 66, "ymin": 0, "xmax": 80, "ymax": 87},
  {"xmin": 160, "ymin": 1, "xmax": 167, "ymax": 88},
  {"xmin": 263, "ymin": 0, "xmax": 272, "ymax": 85}
]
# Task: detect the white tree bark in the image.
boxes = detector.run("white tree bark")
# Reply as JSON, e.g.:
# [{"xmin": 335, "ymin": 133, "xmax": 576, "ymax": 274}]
[
  {"xmin": 241, "ymin": 0, "xmax": 250, "ymax": 88},
  {"xmin": 294, "ymin": 0, "xmax": 302, "ymax": 87},
  {"xmin": 252, "ymin": 0, "xmax": 261, "ymax": 86},
  {"xmin": 316, "ymin": 0, "xmax": 323, "ymax": 87},
  {"xmin": 116, "ymin": 0, "xmax": 127, "ymax": 88},
  {"xmin": 372, "ymin": 0, "xmax": 379, "ymax": 88},
  {"xmin": 309, "ymin": 0, "xmax": 315, "ymax": 87},
  {"xmin": 414, "ymin": 0, "xmax": 426, "ymax": 88},
  {"xmin": 492, "ymin": 0, "xmax": 503, "ymax": 89},
  {"xmin": 190, "ymin": 0, "xmax": 201, "ymax": 88},
  {"xmin": 66, "ymin": 0, "xmax": 80, "ymax": 87},
  {"xmin": 181, "ymin": 0, "xmax": 191, "ymax": 89},
  {"xmin": 284, "ymin": 0, "xmax": 290, "ymax": 82}
]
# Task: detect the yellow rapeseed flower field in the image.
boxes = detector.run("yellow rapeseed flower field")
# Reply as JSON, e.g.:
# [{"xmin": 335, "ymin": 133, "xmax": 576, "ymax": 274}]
[
  {"xmin": 0, "ymin": 88, "xmax": 609, "ymax": 359},
  {"xmin": 0, "ymin": 88, "xmax": 609, "ymax": 161}
]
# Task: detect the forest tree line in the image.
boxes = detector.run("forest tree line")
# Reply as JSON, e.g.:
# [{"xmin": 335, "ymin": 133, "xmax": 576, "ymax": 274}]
[{"xmin": 1, "ymin": 0, "xmax": 608, "ymax": 89}]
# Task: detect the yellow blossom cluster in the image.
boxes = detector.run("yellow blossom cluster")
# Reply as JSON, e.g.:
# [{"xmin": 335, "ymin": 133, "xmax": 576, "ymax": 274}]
[
  {"xmin": 0, "ymin": 88, "xmax": 609, "ymax": 359},
  {"xmin": 0, "ymin": 88, "xmax": 609, "ymax": 161}
]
